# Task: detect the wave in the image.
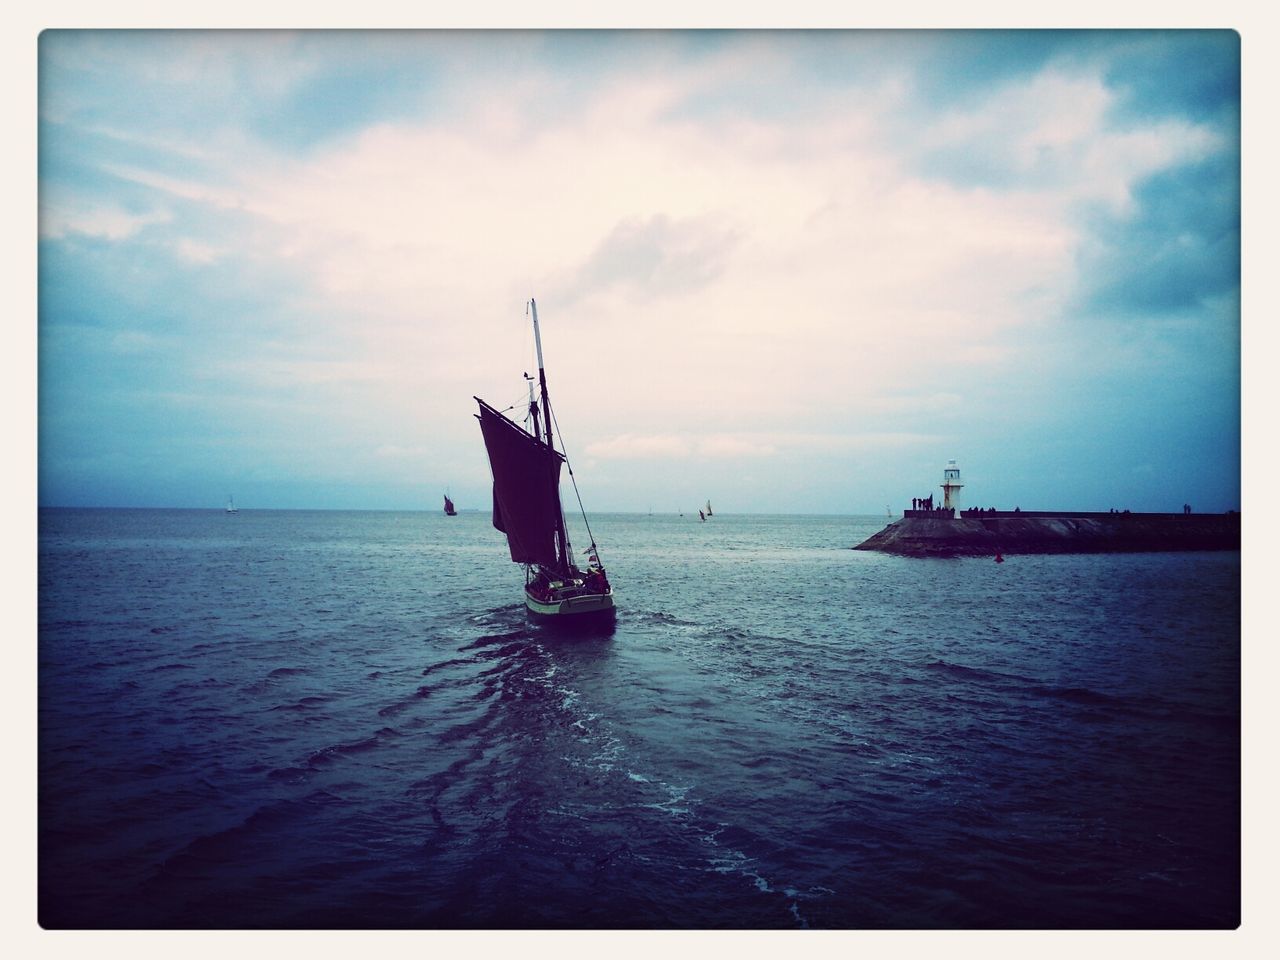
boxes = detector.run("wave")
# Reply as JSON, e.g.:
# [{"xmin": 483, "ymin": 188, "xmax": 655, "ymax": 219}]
[
  {"xmin": 305, "ymin": 728, "xmax": 402, "ymax": 768},
  {"xmin": 922, "ymin": 659, "xmax": 1036, "ymax": 686},
  {"xmin": 268, "ymin": 694, "xmax": 335, "ymax": 713},
  {"xmin": 376, "ymin": 685, "xmax": 433, "ymax": 718}
]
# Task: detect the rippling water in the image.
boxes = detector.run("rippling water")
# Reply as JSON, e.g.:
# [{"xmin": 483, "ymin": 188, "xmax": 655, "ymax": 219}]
[{"xmin": 38, "ymin": 508, "xmax": 1240, "ymax": 928}]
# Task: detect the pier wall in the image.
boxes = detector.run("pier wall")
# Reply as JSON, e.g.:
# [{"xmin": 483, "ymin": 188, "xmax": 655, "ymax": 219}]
[
  {"xmin": 857, "ymin": 512, "xmax": 1240, "ymax": 557},
  {"xmin": 956, "ymin": 509, "xmax": 1233, "ymax": 521}
]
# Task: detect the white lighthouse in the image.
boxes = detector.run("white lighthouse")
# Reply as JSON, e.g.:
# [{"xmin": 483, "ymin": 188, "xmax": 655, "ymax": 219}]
[{"xmin": 940, "ymin": 459, "xmax": 963, "ymax": 512}]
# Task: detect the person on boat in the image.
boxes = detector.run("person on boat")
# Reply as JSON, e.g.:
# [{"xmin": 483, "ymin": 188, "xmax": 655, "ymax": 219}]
[{"xmin": 528, "ymin": 570, "xmax": 550, "ymax": 601}]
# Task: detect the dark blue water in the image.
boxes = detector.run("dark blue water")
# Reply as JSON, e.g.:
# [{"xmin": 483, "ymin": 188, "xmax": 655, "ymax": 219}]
[{"xmin": 38, "ymin": 508, "xmax": 1240, "ymax": 928}]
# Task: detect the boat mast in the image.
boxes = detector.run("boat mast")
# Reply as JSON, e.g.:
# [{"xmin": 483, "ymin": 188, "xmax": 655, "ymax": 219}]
[
  {"xmin": 525, "ymin": 373, "xmax": 541, "ymax": 443},
  {"xmin": 530, "ymin": 298, "xmax": 570, "ymax": 573}
]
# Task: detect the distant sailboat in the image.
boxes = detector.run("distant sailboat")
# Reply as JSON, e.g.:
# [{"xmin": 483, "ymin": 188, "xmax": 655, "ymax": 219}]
[
  {"xmin": 705, "ymin": 500, "xmax": 713, "ymax": 517},
  {"xmin": 699, "ymin": 509, "xmax": 706, "ymax": 522},
  {"xmin": 443, "ymin": 493, "xmax": 457, "ymax": 516},
  {"xmin": 225, "ymin": 496, "xmax": 238, "ymax": 514},
  {"xmin": 474, "ymin": 299, "xmax": 615, "ymax": 624}
]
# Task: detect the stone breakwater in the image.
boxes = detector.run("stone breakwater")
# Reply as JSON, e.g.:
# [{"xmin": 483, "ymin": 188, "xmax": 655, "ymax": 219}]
[{"xmin": 853, "ymin": 513, "xmax": 1241, "ymax": 557}]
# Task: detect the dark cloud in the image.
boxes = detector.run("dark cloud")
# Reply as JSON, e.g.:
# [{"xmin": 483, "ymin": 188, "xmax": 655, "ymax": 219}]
[
  {"xmin": 907, "ymin": 29, "xmax": 1096, "ymax": 108},
  {"xmin": 253, "ymin": 59, "xmax": 440, "ymax": 151},
  {"xmin": 904, "ymin": 30, "xmax": 1238, "ymax": 122},
  {"xmin": 1078, "ymin": 154, "xmax": 1239, "ymax": 317},
  {"xmin": 1101, "ymin": 31, "xmax": 1239, "ymax": 124},
  {"xmin": 40, "ymin": 30, "xmax": 448, "ymax": 156}
]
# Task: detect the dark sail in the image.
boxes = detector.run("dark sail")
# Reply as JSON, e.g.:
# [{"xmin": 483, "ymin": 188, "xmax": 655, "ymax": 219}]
[{"xmin": 475, "ymin": 397, "xmax": 565, "ymax": 567}]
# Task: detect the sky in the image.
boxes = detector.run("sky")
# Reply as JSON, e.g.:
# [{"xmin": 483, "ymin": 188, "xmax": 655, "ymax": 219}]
[{"xmin": 36, "ymin": 29, "xmax": 1242, "ymax": 514}]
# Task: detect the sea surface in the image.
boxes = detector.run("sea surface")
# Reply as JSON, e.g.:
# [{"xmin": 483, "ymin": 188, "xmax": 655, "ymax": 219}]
[{"xmin": 38, "ymin": 508, "xmax": 1240, "ymax": 929}]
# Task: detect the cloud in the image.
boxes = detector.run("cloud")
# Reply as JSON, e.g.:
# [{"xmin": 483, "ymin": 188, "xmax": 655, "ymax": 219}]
[
  {"xmin": 1076, "ymin": 153, "xmax": 1239, "ymax": 318},
  {"xmin": 585, "ymin": 434, "xmax": 692, "ymax": 460},
  {"xmin": 695, "ymin": 434, "xmax": 776, "ymax": 458},
  {"xmin": 585, "ymin": 430, "xmax": 935, "ymax": 463},
  {"xmin": 36, "ymin": 31, "xmax": 1240, "ymax": 512},
  {"xmin": 911, "ymin": 66, "xmax": 1224, "ymax": 211},
  {"xmin": 39, "ymin": 196, "xmax": 172, "ymax": 240},
  {"xmin": 173, "ymin": 238, "xmax": 223, "ymax": 264},
  {"xmin": 557, "ymin": 213, "xmax": 741, "ymax": 304},
  {"xmin": 1101, "ymin": 30, "xmax": 1239, "ymax": 124},
  {"xmin": 96, "ymin": 163, "xmax": 243, "ymax": 211}
]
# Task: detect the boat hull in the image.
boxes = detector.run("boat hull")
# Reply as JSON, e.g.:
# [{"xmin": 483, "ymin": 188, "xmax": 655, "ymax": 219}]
[{"xmin": 524, "ymin": 588, "xmax": 616, "ymax": 624}]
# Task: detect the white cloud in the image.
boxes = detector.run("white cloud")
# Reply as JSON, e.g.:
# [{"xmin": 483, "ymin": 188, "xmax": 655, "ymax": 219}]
[
  {"xmin": 916, "ymin": 68, "xmax": 1225, "ymax": 215},
  {"xmin": 585, "ymin": 434, "xmax": 692, "ymax": 460},
  {"xmin": 695, "ymin": 435, "xmax": 776, "ymax": 458},
  {"xmin": 585, "ymin": 430, "xmax": 935, "ymax": 463},
  {"xmin": 97, "ymin": 163, "xmax": 243, "ymax": 210},
  {"xmin": 39, "ymin": 196, "xmax": 172, "ymax": 240},
  {"xmin": 173, "ymin": 238, "xmax": 223, "ymax": 264}
]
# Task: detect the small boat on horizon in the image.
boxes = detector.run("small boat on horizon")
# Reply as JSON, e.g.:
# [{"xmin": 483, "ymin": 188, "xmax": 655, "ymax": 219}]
[
  {"xmin": 474, "ymin": 299, "xmax": 615, "ymax": 626},
  {"xmin": 705, "ymin": 499, "xmax": 713, "ymax": 517},
  {"xmin": 443, "ymin": 493, "xmax": 457, "ymax": 516},
  {"xmin": 226, "ymin": 496, "xmax": 238, "ymax": 514}
]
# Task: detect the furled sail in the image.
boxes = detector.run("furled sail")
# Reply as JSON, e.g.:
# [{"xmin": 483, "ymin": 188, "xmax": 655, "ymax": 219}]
[{"xmin": 475, "ymin": 397, "xmax": 566, "ymax": 567}]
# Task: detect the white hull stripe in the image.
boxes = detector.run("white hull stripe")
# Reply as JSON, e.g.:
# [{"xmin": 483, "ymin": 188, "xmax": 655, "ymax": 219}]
[{"xmin": 525, "ymin": 591, "xmax": 615, "ymax": 616}]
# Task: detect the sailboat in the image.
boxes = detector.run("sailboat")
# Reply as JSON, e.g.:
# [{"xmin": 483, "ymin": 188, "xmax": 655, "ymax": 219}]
[
  {"xmin": 705, "ymin": 499, "xmax": 713, "ymax": 517},
  {"xmin": 474, "ymin": 299, "xmax": 615, "ymax": 624},
  {"xmin": 225, "ymin": 496, "xmax": 238, "ymax": 514},
  {"xmin": 443, "ymin": 493, "xmax": 457, "ymax": 516}
]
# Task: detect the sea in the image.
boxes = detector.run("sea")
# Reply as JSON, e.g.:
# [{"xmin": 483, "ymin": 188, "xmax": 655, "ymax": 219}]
[{"xmin": 37, "ymin": 508, "xmax": 1241, "ymax": 929}]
